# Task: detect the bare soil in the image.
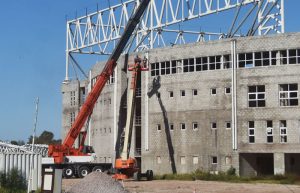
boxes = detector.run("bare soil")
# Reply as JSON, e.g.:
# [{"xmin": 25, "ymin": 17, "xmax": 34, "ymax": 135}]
[{"xmin": 63, "ymin": 179, "xmax": 300, "ymax": 193}]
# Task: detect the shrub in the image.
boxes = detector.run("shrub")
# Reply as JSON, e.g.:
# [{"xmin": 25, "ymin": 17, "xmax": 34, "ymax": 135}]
[
  {"xmin": 0, "ymin": 168, "xmax": 26, "ymax": 193},
  {"xmin": 226, "ymin": 167, "xmax": 236, "ymax": 176}
]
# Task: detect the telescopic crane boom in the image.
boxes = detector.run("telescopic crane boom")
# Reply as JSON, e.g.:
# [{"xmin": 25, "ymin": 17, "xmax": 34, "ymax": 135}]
[{"xmin": 48, "ymin": 0, "xmax": 151, "ymax": 164}]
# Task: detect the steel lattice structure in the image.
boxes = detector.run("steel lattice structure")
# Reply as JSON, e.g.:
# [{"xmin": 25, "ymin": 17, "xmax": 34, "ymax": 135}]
[
  {"xmin": 65, "ymin": 0, "xmax": 284, "ymax": 80},
  {"xmin": 0, "ymin": 141, "xmax": 48, "ymax": 156}
]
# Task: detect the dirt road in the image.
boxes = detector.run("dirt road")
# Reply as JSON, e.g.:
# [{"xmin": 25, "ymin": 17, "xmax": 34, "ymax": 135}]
[
  {"xmin": 124, "ymin": 180, "xmax": 300, "ymax": 193},
  {"xmin": 63, "ymin": 179, "xmax": 300, "ymax": 193}
]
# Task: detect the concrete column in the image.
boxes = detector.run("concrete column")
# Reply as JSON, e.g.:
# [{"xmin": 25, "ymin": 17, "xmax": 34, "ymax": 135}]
[{"xmin": 274, "ymin": 152, "xmax": 285, "ymax": 175}]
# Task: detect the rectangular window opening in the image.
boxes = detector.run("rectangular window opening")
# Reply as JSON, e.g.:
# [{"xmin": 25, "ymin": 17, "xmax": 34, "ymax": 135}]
[
  {"xmin": 181, "ymin": 90, "xmax": 186, "ymax": 97},
  {"xmin": 193, "ymin": 89, "xmax": 198, "ymax": 96},
  {"xmin": 226, "ymin": 122, "xmax": 231, "ymax": 130},
  {"xmin": 211, "ymin": 88, "xmax": 217, "ymax": 95},
  {"xmin": 248, "ymin": 121, "xmax": 255, "ymax": 143},
  {"xmin": 193, "ymin": 122, "xmax": 198, "ymax": 130},
  {"xmin": 169, "ymin": 123, "xmax": 174, "ymax": 131},
  {"xmin": 212, "ymin": 156, "xmax": 218, "ymax": 164},
  {"xmin": 279, "ymin": 84, "xmax": 298, "ymax": 106},
  {"xmin": 266, "ymin": 120, "xmax": 273, "ymax": 143},
  {"xmin": 248, "ymin": 85, "xmax": 266, "ymax": 107},
  {"xmin": 157, "ymin": 124, "xmax": 161, "ymax": 131},
  {"xmin": 211, "ymin": 122, "xmax": 217, "ymax": 129},
  {"xmin": 225, "ymin": 87, "xmax": 231, "ymax": 94},
  {"xmin": 280, "ymin": 120, "xmax": 287, "ymax": 143},
  {"xmin": 180, "ymin": 123, "xmax": 186, "ymax": 130}
]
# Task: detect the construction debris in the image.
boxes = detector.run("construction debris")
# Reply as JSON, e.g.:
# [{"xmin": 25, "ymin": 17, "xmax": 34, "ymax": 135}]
[{"xmin": 64, "ymin": 172, "xmax": 130, "ymax": 193}]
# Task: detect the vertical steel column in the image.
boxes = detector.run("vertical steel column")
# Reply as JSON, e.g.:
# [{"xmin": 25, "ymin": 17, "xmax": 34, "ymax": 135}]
[
  {"xmin": 281, "ymin": 0, "xmax": 285, "ymax": 33},
  {"xmin": 65, "ymin": 23, "xmax": 70, "ymax": 82},
  {"xmin": 150, "ymin": 0, "xmax": 154, "ymax": 49},
  {"xmin": 257, "ymin": 0, "xmax": 262, "ymax": 36}
]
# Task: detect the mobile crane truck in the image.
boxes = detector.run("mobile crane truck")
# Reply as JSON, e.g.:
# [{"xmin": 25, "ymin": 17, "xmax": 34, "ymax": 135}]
[{"xmin": 41, "ymin": 0, "xmax": 151, "ymax": 183}]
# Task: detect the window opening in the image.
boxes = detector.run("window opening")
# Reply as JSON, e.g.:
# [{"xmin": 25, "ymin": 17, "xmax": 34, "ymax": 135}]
[
  {"xmin": 180, "ymin": 123, "xmax": 186, "ymax": 130},
  {"xmin": 266, "ymin": 120, "xmax": 273, "ymax": 143},
  {"xmin": 248, "ymin": 85, "xmax": 265, "ymax": 107},
  {"xmin": 279, "ymin": 84, "xmax": 298, "ymax": 106},
  {"xmin": 211, "ymin": 88, "xmax": 217, "ymax": 95},
  {"xmin": 280, "ymin": 120, "xmax": 287, "ymax": 143},
  {"xmin": 248, "ymin": 121, "xmax": 255, "ymax": 143}
]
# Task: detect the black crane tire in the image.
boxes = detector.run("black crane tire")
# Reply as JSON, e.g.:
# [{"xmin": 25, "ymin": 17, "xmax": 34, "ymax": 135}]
[
  {"xmin": 63, "ymin": 166, "xmax": 75, "ymax": 178},
  {"xmin": 92, "ymin": 166, "xmax": 104, "ymax": 173},
  {"xmin": 78, "ymin": 166, "xmax": 91, "ymax": 178}
]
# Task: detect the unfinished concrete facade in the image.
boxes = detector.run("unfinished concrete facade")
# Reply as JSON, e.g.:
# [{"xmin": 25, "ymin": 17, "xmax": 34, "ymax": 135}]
[{"xmin": 62, "ymin": 32, "xmax": 300, "ymax": 176}]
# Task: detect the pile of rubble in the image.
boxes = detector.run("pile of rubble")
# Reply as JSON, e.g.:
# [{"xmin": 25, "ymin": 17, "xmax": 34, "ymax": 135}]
[{"xmin": 65, "ymin": 172, "xmax": 130, "ymax": 193}]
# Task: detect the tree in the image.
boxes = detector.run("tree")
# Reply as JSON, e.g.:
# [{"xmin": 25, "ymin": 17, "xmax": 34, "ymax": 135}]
[
  {"xmin": 37, "ymin": 131, "xmax": 54, "ymax": 144},
  {"xmin": 27, "ymin": 130, "xmax": 61, "ymax": 145},
  {"xmin": 27, "ymin": 136, "xmax": 38, "ymax": 144},
  {"xmin": 10, "ymin": 140, "xmax": 25, "ymax": 146}
]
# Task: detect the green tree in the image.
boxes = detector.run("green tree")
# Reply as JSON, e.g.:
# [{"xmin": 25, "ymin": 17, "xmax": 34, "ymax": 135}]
[
  {"xmin": 10, "ymin": 140, "xmax": 25, "ymax": 146},
  {"xmin": 28, "ymin": 130, "xmax": 61, "ymax": 145},
  {"xmin": 37, "ymin": 131, "xmax": 54, "ymax": 144},
  {"xmin": 27, "ymin": 136, "xmax": 38, "ymax": 144}
]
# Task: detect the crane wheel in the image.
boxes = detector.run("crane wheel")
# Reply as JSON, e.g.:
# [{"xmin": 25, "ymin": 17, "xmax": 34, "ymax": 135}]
[
  {"xmin": 92, "ymin": 166, "xmax": 103, "ymax": 173},
  {"xmin": 146, "ymin": 170, "xmax": 153, "ymax": 181},
  {"xmin": 63, "ymin": 166, "xmax": 75, "ymax": 178},
  {"xmin": 78, "ymin": 166, "xmax": 91, "ymax": 178}
]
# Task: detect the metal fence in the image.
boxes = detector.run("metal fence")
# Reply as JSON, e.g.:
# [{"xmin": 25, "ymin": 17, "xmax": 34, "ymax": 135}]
[{"xmin": 0, "ymin": 143, "xmax": 48, "ymax": 189}]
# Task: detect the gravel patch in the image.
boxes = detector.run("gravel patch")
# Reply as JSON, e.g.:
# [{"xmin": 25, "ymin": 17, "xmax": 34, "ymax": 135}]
[{"xmin": 65, "ymin": 172, "xmax": 130, "ymax": 193}]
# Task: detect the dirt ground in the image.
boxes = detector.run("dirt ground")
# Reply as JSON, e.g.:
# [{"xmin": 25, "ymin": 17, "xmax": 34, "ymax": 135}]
[{"xmin": 63, "ymin": 179, "xmax": 300, "ymax": 193}]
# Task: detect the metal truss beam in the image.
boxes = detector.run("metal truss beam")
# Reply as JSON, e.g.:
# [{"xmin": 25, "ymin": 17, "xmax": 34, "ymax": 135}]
[
  {"xmin": 65, "ymin": 0, "xmax": 284, "ymax": 80},
  {"xmin": 258, "ymin": 0, "xmax": 284, "ymax": 35}
]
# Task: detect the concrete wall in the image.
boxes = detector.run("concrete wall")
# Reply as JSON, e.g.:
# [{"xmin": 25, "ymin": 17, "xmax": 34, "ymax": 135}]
[
  {"xmin": 61, "ymin": 32, "xmax": 300, "ymax": 175},
  {"xmin": 142, "ymin": 71, "xmax": 233, "ymax": 174}
]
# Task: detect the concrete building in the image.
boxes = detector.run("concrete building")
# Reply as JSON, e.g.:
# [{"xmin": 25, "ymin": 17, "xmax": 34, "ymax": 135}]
[{"xmin": 62, "ymin": 32, "xmax": 300, "ymax": 176}]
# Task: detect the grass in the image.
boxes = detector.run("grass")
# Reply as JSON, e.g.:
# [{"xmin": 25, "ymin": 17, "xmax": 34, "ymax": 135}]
[
  {"xmin": 0, "ymin": 188, "xmax": 26, "ymax": 193},
  {"xmin": 154, "ymin": 168, "xmax": 300, "ymax": 185}
]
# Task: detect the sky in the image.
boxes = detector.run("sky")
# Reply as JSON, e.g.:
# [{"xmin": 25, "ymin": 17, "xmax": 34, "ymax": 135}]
[{"xmin": 0, "ymin": 0, "xmax": 299, "ymax": 142}]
